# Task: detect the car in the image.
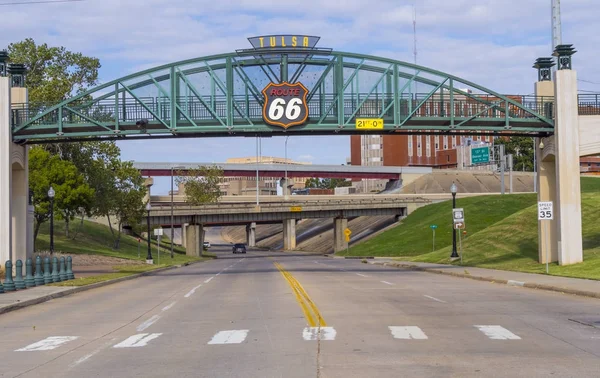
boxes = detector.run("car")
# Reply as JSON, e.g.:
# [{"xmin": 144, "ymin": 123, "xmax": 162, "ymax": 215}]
[
  {"xmin": 232, "ymin": 243, "xmax": 247, "ymax": 254},
  {"xmin": 203, "ymin": 241, "xmax": 211, "ymax": 250}
]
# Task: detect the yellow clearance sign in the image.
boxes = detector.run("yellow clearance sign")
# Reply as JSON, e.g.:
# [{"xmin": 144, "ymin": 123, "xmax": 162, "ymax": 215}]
[{"xmin": 356, "ymin": 118, "xmax": 384, "ymax": 129}]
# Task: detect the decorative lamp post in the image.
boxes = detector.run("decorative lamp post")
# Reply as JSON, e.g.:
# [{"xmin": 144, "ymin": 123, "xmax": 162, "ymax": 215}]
[
  {"xmin": 146, "ymin": 202, "xmax": 153, "ymax": 264},
  {"xmin": 450, "ymin": 183, "xmax": 459, "ymax": 258},
  {"xmin": 0, "ymin": 50, "xmax": 8, "ymax": 77},
  {"xmin": 48, "ymin": 186, "xmax": 55, "ymax": 254},
  {"xmin": 552, "ymin": 44, "xmax": 576, "ymax": 70}
]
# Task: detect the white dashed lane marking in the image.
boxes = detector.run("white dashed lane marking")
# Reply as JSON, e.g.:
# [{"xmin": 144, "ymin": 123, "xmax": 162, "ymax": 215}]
[
  {"xmin": 380, "ymin": 281, "xmax": 394, "ymax": 285},
  {"xmin": 162, "ymin": 301, "xmax": 176, "ymax": 312},
  {"xmin": 356, "ymin": 273, "xmax": 368, "ymax": 277},
  {"xmin": 475, "ymin": 325, "xmax": 521, "ymax": 340},
  {"xmin": 302, "ymin": 327, "xmax": 337, "ymax": 341},
  {"xmin": 137, "ymin": 315, "xmax": 161, "ymax": 332},
  {"xmin": 208, "ymin": 330, "xmax": 249, "ymax": 345},
  {"xmin": 424, "ymin": 295, "xmax": 446, "ymax": 303},
  {"xmin": 113, "ymin": 333, "xmax": 163, "ymax": 348},
  {"xmin": 389, "ymin": 326, "xmax": 428, "ymax": 340},
  {"xmin": 16, "ymin": 336, "xmax": 79, "ymax": 351}
]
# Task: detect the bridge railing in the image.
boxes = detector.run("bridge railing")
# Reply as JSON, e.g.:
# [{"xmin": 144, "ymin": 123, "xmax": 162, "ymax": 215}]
[
  {"xmin": 578, "ymin": 94, "xmax": 600, "ymax": 115},
  {"xmin": 10, "ymin": 93, "xmax": 557, "ymax": 129}
]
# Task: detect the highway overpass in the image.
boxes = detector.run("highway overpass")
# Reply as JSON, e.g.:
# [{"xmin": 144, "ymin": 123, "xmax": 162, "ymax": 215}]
[
  {"xmin": 145, "ymin": 195, "xmax": 432, "ymax": 256},
  {"xmin": 133, "ymin": 162, "xmax": 432, "ymax": 180}
]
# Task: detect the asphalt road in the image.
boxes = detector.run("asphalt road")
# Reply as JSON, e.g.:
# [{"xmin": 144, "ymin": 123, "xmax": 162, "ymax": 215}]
[{"xmin": 1, "ymin": 246, "xmax": 599, "ymax": 378}]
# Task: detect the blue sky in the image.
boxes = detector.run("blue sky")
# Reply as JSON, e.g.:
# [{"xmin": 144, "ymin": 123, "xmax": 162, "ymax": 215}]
[{"xmin": 2, "ymin": 0, "xmax": 599, "ymax": 193}]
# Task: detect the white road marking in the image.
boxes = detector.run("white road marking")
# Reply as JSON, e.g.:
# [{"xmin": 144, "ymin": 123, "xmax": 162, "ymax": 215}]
[
  {"xmin": 475, "ymin": 325, "xmax": 521, "ymax": 340},
  {"xmin": 507, "ymin": 280, "xmax": 525, "ymax": 287},
  {"xmin": 204, "ymin": 277, "xmax": 214, "ymax": 283},
  {"xmin": 137, "ymin": 315, "xmax": 161, "ymax": 332},
  {"xmin": 389, "ymin": 326, "xmax": 428, "ymax": 340},
  {"xmin": 113, "ymin": 333, "xmax": 163, "ymax": 348},
  {"xmin": 208, "ymin": 330, "xmax": 249, "ymax": 345},
  {"xmin": 303, "ymin": 327, "xmax": 337, "ymax": 341},
  {"xmin": 184, "ymin": 283, "xmax": 203, "ymax": 298},
  {"xmin": 356, "ymin": 273, "xmax": 369, "ymax": 277},
  {"xmin": 69, "ymin": 338, "xmax": 117, "ymax": 368},
  {"xmin": 16, "ymin": 336, "xmax": 79, "ymax": 352},
  {"xmin": 162, "ymin": 302, "xmax": 176, "ymax": 312},
  {"xmin": 381, "ymin": 281, "xmax": 394, "ymax": 285},
  {"xmin": 424, "ymin": 295, "xmax": 446, "ymax": 303}
]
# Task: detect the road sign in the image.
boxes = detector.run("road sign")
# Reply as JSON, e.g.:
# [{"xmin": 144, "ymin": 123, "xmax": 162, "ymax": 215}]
[
  {"xmin": 262, "ymin": 82, "xmax": 309, "ymax": 129},
  {"xmin": 356, "ymin": 118, "xmax": 384, "ymax": 130},
  {"xmin": 345, "ymin": 234, "xmax": 350, "ymax": 242},
  {"xmin": 471, "ymin": 146, "xmax": 490, "ymax": 165},
  {"xmin": 344, "ymin": 228, "xmax": 352, "ymax": 236},
  {"xmin": 290, "ymin": 206, "xmax": 302, "ymax": 212},
  {"xmin": 430, "ymin": 224, "xmax": 438, "ymax": 229},
  {"xmin": 454, "ymin": 222, "xmax": 465, "ymax": 230},
  {"xmin": 538, "ymin": 201, "xmax": 553, "ymax": 220},
  {"xmin": 453, "ymin": 208, "xmax": 464, "ymax": 223},
  {"xmin": 154, "ymin": 228, "xmax": 163, "ymax": 236}
]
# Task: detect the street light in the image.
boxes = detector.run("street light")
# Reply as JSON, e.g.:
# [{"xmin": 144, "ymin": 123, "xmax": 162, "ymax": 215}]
[
  {"xmin": 170, "ymin": 165, "xmax": 185, "ymax": 259},
  {"xmin": 450, "ymin": 182, "xmax": 459, "ymax": 258},
  {"xmin": 48, "ymin": 186, "xmax": 55, "ymax": 254},
  {"xmin": 146, "ymin": 202, "xmax": 153, "ymax": 263}
]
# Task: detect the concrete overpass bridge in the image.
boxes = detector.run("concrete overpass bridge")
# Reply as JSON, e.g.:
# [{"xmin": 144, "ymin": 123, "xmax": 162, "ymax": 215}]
[
  {"xmin": 145, "ymin": 194, "xmax": 432, "ymax": 255},
  {"xmin": 1, "ymin": 37, "xmax": 599, "ymax": 266}
]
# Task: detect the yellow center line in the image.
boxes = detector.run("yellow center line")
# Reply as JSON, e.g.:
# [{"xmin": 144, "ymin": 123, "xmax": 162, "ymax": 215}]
[{"xmin": 273, "ymin": 261, "xmax": 327, "ymax": 328}]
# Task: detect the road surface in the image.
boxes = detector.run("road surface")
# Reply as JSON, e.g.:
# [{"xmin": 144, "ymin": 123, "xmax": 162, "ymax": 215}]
[{"xmin": 1, "ymin": 246, "xmax": 599, "ymax": 377}]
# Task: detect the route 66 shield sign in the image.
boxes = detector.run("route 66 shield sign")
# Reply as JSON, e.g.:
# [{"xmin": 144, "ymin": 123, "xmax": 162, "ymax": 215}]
[{"xmin": 262, "ymin": 82, "xmax": 309, "ymax": 129}]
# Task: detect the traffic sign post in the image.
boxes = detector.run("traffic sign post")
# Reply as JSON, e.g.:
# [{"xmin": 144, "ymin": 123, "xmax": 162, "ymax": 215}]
[
  {"xmin": 430, "ymin": 225, "xmax": 438, "ymax": 251},
  {"xmin": 453, "ymin": 208, "xmax": 465, "ymax": 230},
  {"xmin": 344, "ymin": 228, "xmax": 352, "ymax": 254},
  {"xmin": 538, "ymin": 201, "xmax": 553, "ymax": 274},
  {"xmin": 154, "ymin": 228, "xmax": 163, "ymax": 265}
]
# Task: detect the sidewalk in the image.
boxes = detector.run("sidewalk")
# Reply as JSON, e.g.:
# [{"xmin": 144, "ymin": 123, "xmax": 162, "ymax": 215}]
[{"xmin": 369, "ymin": 259, "xmax": 600, "ymax": 299}]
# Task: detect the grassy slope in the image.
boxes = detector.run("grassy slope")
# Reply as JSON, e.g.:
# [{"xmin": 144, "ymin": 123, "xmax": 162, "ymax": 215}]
[
  {"xmin": 341, "ymin": 193, "xmax": 536, "ymax": 257},
  {"xmin": 341, "ymin": 177, "xmax": 600, "ymax": 280},
  {"xmin": 36, "ymin": 219, "xmax": 202, "ymax": 266}
]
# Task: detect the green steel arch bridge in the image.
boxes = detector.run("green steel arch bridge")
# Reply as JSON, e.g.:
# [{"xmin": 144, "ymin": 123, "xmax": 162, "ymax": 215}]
[{"xmin": 9, "ymin": 44, "xmax": 562, "ymax": 144}]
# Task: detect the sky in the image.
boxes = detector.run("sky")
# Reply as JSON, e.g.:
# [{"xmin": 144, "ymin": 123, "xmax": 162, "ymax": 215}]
[{"xmin": 2, "ymin": 0, "xmax": 599, "ymax": 194}]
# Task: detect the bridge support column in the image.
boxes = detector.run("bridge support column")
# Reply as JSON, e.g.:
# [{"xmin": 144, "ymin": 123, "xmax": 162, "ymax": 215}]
[
  {"xmin": 246, "ymin": 222, "xmax": 256, "ymax": 247},
  {"xmin": 185, "ymin": 224, "xmax": 203, "ymax": 257},
  {"xmin": 553, "ymin": 69, "xmax": 583, "ymax": 265},
  {"xmin": 332, "ymin": 217, "xmax": 348, "ymax": 253},
  {"xmin": 536, "ymin": 146, "xmax": 558, "ymax": 263},
  {"xmin": 282, "ymin": 219, "xmax": 296, "ymax": 251},
  {"xmin": 181, "ymin": 223, "xmax": 188, "ymax": 248}
]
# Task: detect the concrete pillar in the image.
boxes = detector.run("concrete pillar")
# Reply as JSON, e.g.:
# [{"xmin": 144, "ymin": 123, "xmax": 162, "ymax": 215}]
[
  {"xmin": 185, "ymin": 224, "xmax": 200, "ymax": 257},
  {"xmin": 280, "ymin": 178, "xmax": 293, "ymax": 196},
  {"xmin": 11, "ymin": 156, "xmax": 28, "ymax": 262},
  {"xmin": 246, "ymin": 222, "xmax": 256, "ymax": 247},
  {"xmin": 282, "ymin": 219, "xmax": 296, "ymax": 250},
  {"xmin": 333, "ymin": 217, "xmax": 348, "ymax": 253},
  {"xmin": 199, "ymin": 225, "xmax": 205, "ymax": 254},
  {"xmin": 181, "ymin": 223, "xmax": 188, "ymax": 248},
  {"xmin": 553, "ymin": 69, "xmax": 583, "ymax": 265},
  {"xmin": 534, "ymin": 81, "xmax": 558, "ymax": 264},
  {"xmin": 536, "ymin": 145, "xmax": 558, "ymax": 263},
  {"xmin": 0, "ymin": 77, "xmax": 12, "ymax": 264}
]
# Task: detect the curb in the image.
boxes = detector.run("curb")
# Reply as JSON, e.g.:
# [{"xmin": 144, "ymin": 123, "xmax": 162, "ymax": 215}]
[
  {"xmin": 0, "ymin": 260, "xmax": 204, "ymax": 316},
  {"xmin": 370, "ymin": 261, "xmax": 600, "ymax": 300}
]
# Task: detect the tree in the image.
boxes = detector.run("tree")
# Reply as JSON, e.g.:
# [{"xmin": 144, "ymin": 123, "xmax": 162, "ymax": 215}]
[
  {"xmin": 29, "ymin": 147, "xmax": 94, "ymax": 245},
  {"xmin": 175, "ymin": 166, "xmax": 224, "ymax": 206},
  {"xmin": 305, "ymin": 178, "xmax": 352, "ymax": 189},
  {"xmin": 8, "ymin": 38, "xmax": 100, "ymax": 104},
  {"xmin": 106, "ymin": 161, "xmax": 147, "ymax": 250},
  {"xmin": 496, "ymin": 137, "xmax": 535, "ymax": 171}
]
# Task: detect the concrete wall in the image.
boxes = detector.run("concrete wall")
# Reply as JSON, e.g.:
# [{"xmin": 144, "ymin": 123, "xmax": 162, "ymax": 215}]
[{"xmin": 578, "ymin": 115, "xmax": 600, "ymax": 157}]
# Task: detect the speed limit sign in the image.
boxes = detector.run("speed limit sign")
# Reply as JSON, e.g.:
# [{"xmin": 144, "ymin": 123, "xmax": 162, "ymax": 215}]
[
  {"xmin": 262, "ymin": 82, "xmax": 309, "ymax": 129},
  {"xmin": 538, "ymin": 201, "xmax": 553, "ymax": 220}
]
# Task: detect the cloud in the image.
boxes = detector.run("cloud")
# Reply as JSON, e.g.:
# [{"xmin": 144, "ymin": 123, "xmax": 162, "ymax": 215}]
[{"xmin": 297, "ymin": 154, "xmax": 314, "ymax": 162}]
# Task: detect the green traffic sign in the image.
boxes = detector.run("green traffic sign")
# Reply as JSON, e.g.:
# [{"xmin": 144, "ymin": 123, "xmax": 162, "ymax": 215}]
[
  {"xmin": 430, "ymin": 225, "xmax": 438, "ymax": 229},
  {"xmin": 471, "ymin": 146, "xmax": 490, "ymax": 164}
]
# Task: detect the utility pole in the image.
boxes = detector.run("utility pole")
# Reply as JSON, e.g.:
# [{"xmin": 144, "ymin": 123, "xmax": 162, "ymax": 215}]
[{"xmin": 551, "ymin": 0, "xmax": 562, "ymax": 50}]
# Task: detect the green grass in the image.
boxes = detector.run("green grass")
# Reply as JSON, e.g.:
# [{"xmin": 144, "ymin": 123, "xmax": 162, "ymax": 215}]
[
  {"xmin": 341, "ymin": 177, "xmax": 600, "ymax": 280},
  {"xmin": 36, "ymin": 219, "xmax": 203, "ymax": 266},
  {"xmin": 340, "ymin": 193, "xmax": 536, "ymax": 257}
]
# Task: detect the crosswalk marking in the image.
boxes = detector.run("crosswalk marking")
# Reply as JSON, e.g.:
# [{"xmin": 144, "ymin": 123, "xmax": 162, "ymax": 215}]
[
  {"xmin": 208, "ymin": 330, "xmax": 249, "ymax": 345},
  {"xmin": 302, "ymin": 327, "xmax": 337, "ymax": 341},
  {"xmin": 475, "ymin": 325, "xmax": 521, "ymax": 340},
  {"xmin": 16, "ymin": 336, "xmax": 79, "ymax": 351},
  {"xmin": 389, "ymin": 326, "xmax": 428, "ymax": 340},
  {"xmin": 113, "ymin": 333, "xmax": 163, "ymax": 348}
]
